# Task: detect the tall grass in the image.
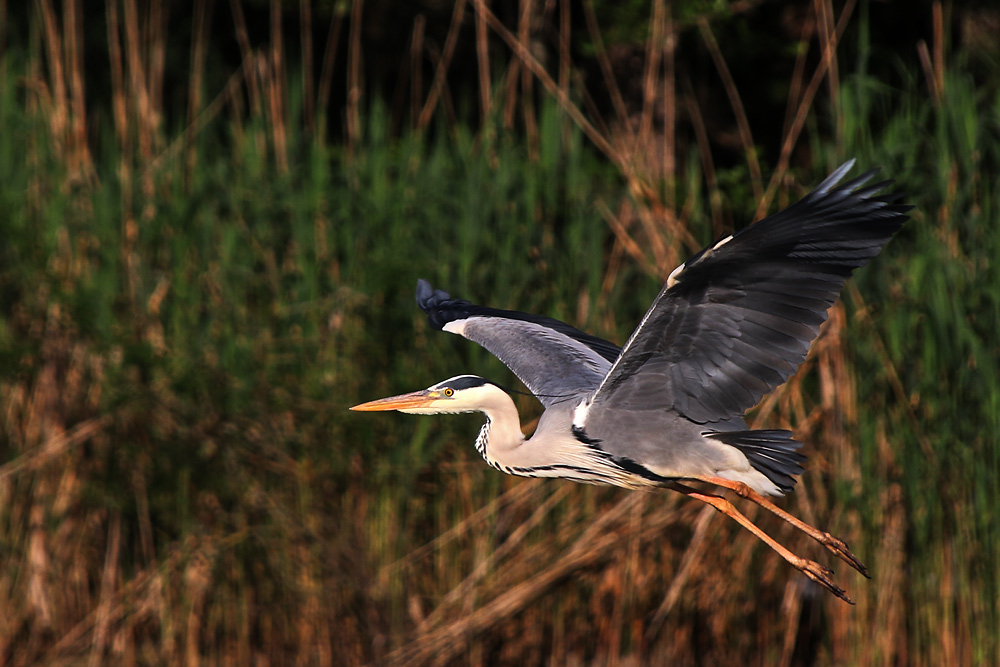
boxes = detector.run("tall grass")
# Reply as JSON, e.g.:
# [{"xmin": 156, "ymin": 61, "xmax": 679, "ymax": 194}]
[{"xmin": 1, "ymin": 1, "xmax": 998, "ymax": 665}]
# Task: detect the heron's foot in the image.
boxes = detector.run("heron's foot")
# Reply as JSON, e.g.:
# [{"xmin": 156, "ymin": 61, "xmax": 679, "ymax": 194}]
[
  {"xmin": 819, "ymin": 532, "xmax": 870, "ymax": 579},
  {"xmin": 798, "ymin": 559, "xmax": 854, "ymax": 605}
]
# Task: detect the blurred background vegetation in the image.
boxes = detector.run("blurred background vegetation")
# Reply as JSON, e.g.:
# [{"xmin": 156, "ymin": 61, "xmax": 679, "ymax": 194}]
[{"xmin": 1, "ymin": 0, "xmax": 998, "ymax": 664}]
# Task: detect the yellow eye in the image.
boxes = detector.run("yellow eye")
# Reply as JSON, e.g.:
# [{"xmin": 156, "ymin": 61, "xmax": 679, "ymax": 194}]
[{"xmin": 444, "ymin": 388, "xmax": 454, "ymax": 397}]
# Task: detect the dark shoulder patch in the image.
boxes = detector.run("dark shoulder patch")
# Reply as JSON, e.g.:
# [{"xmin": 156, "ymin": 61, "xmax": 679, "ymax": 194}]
[
  {"xmin": 571, "ymin": 425, "xmax": 602, "ymax": 446},
  {"xmin": 611, "ymin": 456, "xmax": 673, "ymax": 484}
]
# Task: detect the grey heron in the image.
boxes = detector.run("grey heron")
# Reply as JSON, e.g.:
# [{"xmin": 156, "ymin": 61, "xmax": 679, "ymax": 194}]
[{"xmin": 352, "ymin": 161, "xmax": 910, "ymax": 603}]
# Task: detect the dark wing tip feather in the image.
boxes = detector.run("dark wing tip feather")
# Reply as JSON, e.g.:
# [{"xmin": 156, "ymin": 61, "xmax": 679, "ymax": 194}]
[
  {"xmin": 416, "ymin": 278, "xmax": 474, "ymax": 330},
  {"xmin": 727, "ymin": 161, "xmax": 911, "ymax": 270},
  {"xmin": 813, "ymin": 159, "xmax": 858, "ymax": 193},
  {"xmin": 415, "ymin": 278, "xmax": 437, "ymax": 306}
]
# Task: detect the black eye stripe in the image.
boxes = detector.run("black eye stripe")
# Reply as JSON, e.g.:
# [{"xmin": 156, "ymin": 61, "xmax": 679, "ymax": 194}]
[{"xmin": 442, "ymin": 375, "xmax": 491, "ymax": 391}]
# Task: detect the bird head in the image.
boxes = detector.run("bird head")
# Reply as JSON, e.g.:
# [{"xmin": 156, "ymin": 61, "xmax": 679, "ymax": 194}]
[{"xmin": 350, "ymin": 375, "xmax": 500, "ymax": 415}]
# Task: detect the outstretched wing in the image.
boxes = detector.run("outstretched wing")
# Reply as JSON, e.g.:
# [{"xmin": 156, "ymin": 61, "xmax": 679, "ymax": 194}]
[
  {"xmin": 590, "ymin": 160, "xmax": 912, "ymax": 424},
  {"xmin": 417, "ymin": 280, "xmax": 620, "ymax": 407}
]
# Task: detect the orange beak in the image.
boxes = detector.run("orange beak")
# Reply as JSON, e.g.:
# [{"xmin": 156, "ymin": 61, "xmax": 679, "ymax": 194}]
[{"xmin": 350, "ymin": 390, "xmax": 435, "ymax": 412}]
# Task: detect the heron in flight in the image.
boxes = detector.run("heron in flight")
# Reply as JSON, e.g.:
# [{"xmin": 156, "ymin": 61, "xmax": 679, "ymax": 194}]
[{"xmin": 352, "ymin": 161, "xmax": 910, "ymax": 602}]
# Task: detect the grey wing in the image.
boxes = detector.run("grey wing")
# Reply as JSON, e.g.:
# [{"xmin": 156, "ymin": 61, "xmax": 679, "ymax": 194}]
[
  {"xmin": 417, "ymin": 280, "xmax": 620, "ymax": 407},
  {"xmin": 591, "ymin": 160, "xmax": 912, "ymax": 424}
]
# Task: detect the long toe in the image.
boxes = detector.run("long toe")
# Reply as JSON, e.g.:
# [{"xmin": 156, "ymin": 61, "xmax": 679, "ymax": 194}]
[
  {"xmin": 821, "ymin": 533, "xmax": 870, "ymax": 578},
  {"xmin": 798, "ymin": 559, "xmax": 854, "ymax": 605}
]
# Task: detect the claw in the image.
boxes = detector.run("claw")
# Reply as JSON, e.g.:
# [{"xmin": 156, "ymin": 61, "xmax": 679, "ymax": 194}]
[
  {"xmin": 821, "ymin": 533, "xmax": 870, "ymax": 578},
  {"xmin": 800, "ymin": 560, "xmax": 854, "ymax": 605}
]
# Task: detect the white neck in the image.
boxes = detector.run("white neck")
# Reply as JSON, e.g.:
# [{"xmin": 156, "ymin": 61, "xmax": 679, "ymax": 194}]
[
  {"xmin": 472, "ymin": 386, "xmax": 526, "ymax": 467},
  {"xmin": 463, "ymin": 385, "xmax": 631, "ymax": 485}
]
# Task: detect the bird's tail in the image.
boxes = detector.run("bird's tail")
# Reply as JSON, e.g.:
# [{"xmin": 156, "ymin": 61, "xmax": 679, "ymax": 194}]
[{"xmin": 704, "ymin": 430, "xmax": 806, "ymax": 495}]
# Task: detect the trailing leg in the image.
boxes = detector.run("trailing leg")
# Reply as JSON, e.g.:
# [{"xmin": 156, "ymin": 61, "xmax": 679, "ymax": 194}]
[
  {"xmin": 668, "ymin": 482, "xmax": 855, "ymax": 604},
  {"xmin": 696, "ymin": 475, "xmax": 869, "ymax": 578}
]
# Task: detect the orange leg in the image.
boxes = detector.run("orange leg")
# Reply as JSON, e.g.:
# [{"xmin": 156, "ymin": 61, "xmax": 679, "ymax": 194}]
[
  {"xmin": 695, "ymin": 475, "xmax": 869, "ymax": 578},
  {"xmin": 667, "ymin": 482, "xmax": 855, "ymax": 604}
]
